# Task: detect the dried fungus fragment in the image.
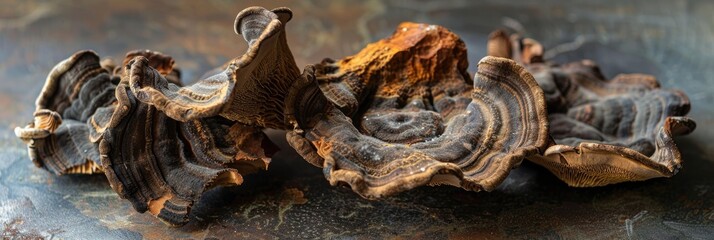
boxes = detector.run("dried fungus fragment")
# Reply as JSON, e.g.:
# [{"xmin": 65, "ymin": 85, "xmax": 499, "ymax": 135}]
[
  {"xmin": 14, "ymin": 50, "xmax": 112, "ymax": 175},
  {"xmin": 14, "ymin": 7, "xmax": 299, "ymax": 226},
  {"xmin": 15, "ymin": 5, "xmax": 700, "ymax": 227},
  {"xmin": 95, "ymin": 78, "xmax": 244, "ymax": 226},
  {"xmin": 487, "ymin": 30, "xmax": 696, "ymax": 187},
  {"xmin": 16, "ymin": 48, "xmax": 277, "ymax": 226},
  {"xmin": 487, "ymin": 30, "xmax": 543, "ymax": 65},
  {"xmin": 127, "ymin": 7, "xmax": 300, "ymax": 129},
  {"xmin": 287, "ymin": 23, "xmax": 550, "ymax": 198},
  {"xmin": 101, "ymin": 52, "xmax": 280, "ymax": 226},
  {"xmin": 122, "ymin": 49, "xmax": 182, "ymax": 85}
]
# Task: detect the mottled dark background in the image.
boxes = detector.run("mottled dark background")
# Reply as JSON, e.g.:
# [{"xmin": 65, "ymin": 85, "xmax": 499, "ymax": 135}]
[{"xmin": 1, "ymin": 0, "xmax": 713, "ymax": 239}]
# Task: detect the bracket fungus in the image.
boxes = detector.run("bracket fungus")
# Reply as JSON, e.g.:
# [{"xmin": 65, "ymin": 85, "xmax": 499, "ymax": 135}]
[
  {"xmin": 286, "ymin": 23, "xmax": 550, "ymax": 198},
  {"xmin": 15, "ymin": 48, "xmax": 276, "ymax": 226},
  {"xmin": 14, "ymin": 6, "xmax": 696, "ymax": 226},
  {"xmin": 487, "ymin": 30, "xmax": 696, "ymax": 187}
]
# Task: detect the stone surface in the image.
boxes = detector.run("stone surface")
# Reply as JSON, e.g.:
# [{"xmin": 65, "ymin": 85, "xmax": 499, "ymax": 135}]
[{"xmin": 1, "ymin": 0, "xmax": 713, "ymax": 239}]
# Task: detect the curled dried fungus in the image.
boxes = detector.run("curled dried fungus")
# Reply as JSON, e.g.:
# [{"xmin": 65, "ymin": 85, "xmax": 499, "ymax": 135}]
[{"xmin": 14, "ymin": 7, "xmax": 696, "ymax": 226}]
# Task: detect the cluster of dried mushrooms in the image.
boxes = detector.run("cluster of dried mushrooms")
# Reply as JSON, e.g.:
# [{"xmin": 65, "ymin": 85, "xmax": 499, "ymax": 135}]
[{"xmin": 15, "ymin": 7, "xmax": 695, "ymax": 226}]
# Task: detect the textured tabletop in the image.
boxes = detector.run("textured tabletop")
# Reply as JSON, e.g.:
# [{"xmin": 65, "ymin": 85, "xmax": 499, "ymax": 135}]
[{"xmin": 1, "ymin": 0, "xmax": 713, "ymax": 239}]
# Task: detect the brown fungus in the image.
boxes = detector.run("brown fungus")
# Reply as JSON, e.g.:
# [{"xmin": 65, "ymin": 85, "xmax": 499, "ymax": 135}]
[
  {"xmin": 286, "ymin": 23, "xmax": 550, "ymax": 198},
  {"xmin": 127, "ymin": 7, "xmax": 299, "ymax": 129},
  {"xmin": 15, "ymin": 50, "xmax": 113, "ymax": 175},
  {"xmin": 15, "ymin": 6, "xmax": 699, "ymax": 227},
  {"xmin": 14, "ymin": 7, "xmax": 297, "ymax": 226},
  {"xmin": 122, "ymin": 49, "xmax": 182, "ymax": 85},
  {"xmin": 93, "ymin": 80, "xmax": 246, "ymax": 226},
  {"xmin": 16, "ymin": 48, "xmax": 277, "ymax": 226},
  {"xmin": 487, "ymin": 30, "xmax": 696, "ymax": 187},
  {"xmin": 110, "ymin": 47, "xmax": 281, "ymax": 225}
]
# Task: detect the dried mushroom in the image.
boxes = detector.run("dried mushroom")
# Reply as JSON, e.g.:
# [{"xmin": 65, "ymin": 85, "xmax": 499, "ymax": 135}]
[
  {"xmin": 14, "ymin": 6, "xmax": 697, "ymax": 227},
  {"xmin": 127, "ymin": 7, "xmax": 299, "ymax": 129},
  {"xmin": 15, "ymin": 51, "xmax": 112, "ymax": 175},
  {"xmin": 286, "ymin": 23, "xmax": 550, "ymax": 198},
  {"xmin": 13, "ymin": 6, "xmax": 300, "ymax": 226},
  {"xmin": 487, "ymin": 30, "xmax": 696, "ymax": 187},
  {"xmin": 15, "ymin": 48, "xmax": 277, "ymax": 226}
]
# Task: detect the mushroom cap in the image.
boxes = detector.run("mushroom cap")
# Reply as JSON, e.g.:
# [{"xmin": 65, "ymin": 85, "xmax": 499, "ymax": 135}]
[
  {"xmin": 487, "ymin": 30, "xmax": 696, "ymax": 186},
  {"xmin": 529, "ymin": 61, "xmax": 695, "ymax": 186},
  {"xmin": 16, "ymin": 50, "xmax": 277, "ymax": 226},
  {"xmin": 127, "ymin": 7, "xmax": 300, "ymax": 129},
  {"xmin": 15, "ymin": 50, "xmax": 112, "ymax": 175},
  {"xmin": 98, "ymin": 52, "xmax": 278, "ymax": 226},
  {"xmin": 288, "ymin": 23, "xmax": 550, "ymax": 198},
  {"xmin": 15, "ymin": 7, "xmax": 299, "ymax": 227}
]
